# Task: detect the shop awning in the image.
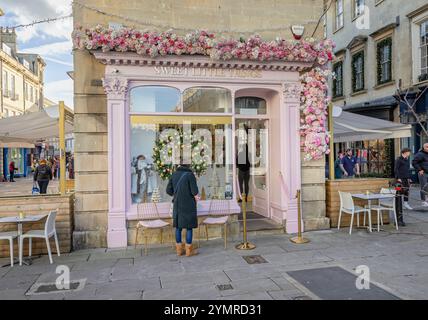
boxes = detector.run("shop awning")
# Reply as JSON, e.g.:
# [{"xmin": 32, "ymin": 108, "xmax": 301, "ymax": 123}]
[
  {"xmin": 0, "ymin": 105, "xmax": 73, "ymax": 146},
  {"xmin": 333, "ymin": 110, "xmax": 412, "ymax": 143},
  {"xmin": 0, "ymin": 136, "xmax": 35, "ymax": 148}
]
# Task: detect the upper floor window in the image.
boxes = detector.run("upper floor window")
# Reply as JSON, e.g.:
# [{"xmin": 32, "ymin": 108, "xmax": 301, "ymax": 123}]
[
  {"xmin": 421, "ymin": 21, "xmax": 428, "ymax": 79},
  {"xmin": 10, "ymin": 75, "xmax": 15, "ymax": 98},
  {"xmin": 183, "ymin": 87, "xmax": 231, "ymax": 113},
  {"xmin": 130, "ymin": 86, "xmax": 181, "ymax": 113},
  {"xmin": 335, "ymin": 0, "xmax": 344, "ymax": 31},
  {"xmin": 352, "ymin": 51, "xmax": 365, "ymax": 92},
  {"xmin": 377, "ymin": 38, "xmax": 392, "ymax": 84},
  {"xmin": 332, "ymin": 61, "xmax": 344, "ymax": 98},
  {"xmin": 353, "ymin": 0, "xmax": 365, "ymax": 18},
  {"xmin": 2, "ymin": 71, "xmax": 8, "ymax": 96}
]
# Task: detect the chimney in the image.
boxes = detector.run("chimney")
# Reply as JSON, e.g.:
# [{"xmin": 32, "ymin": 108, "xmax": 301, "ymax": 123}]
[{"xmin": 0, "ymin": 27, "xmax": 17, "ymax": 55}]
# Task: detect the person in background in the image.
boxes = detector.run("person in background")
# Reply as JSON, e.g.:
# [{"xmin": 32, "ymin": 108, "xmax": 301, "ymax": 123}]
[
  {"xmin": 395, "ymin": 148, "xmax": 413, "ymax": 227},
  {"xmin": 340, "ymin": 148, "xmax": 360, "ymax": 178},
  {"xmin": 34, "ymin": 159, "xmax": 52, "ymax": 194},
  {"xmin": 166, "ymin": 164, "xmax": 199, "ymax": 257},
  {"xmin": 334, "ymin": 151, "xmax": 344, "ymax": 179},
  {"xmin": 412, "ymin": 142, "xmax": 428, "ymax": 206},
  {"xmin": 8, "ymin": 161, "xmax": 17, "ymax": 182}
]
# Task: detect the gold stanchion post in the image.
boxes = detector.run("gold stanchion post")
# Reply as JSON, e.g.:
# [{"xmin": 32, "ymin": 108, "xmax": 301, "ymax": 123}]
[
  {"xmin": 235, "ymin": 193, "xmax": 256, "ymax": 250},
  {"xmin": 290, "ymin": 190, "xmax": 310, "ymax": 244}
]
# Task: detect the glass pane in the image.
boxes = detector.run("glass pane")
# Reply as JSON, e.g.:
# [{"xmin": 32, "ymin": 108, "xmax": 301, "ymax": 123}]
[
  {"xmin": 130, "ymin": 117, "xmax": 233, "ymax": 204},
  {"xmin": 235, "ymin": 97, "xmax": 267, "ymax": 115},
  {"xmin": 130, "ymin": 86, "xmax": 181, "ymax": 113},
  {"xmin": 183, "ymin": 87, "xmax": 231, "ymax": 113},
  {"xmin": 235, "ymin": 119, "xmax": 268, "ymax": 199}
]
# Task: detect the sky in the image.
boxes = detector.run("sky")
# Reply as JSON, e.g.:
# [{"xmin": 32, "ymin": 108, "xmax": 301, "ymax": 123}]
[{"xmin": 1, "ymin": 0, "xmax": 74, "ymax": 108}]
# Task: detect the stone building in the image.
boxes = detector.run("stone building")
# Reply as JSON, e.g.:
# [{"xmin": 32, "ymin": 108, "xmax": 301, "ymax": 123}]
[
  {"xmin": 0, "ymin": 27, "xmax": 45, "ymax": 180},
  {"xmin": 72, "ymin": 0, "xmax": 330, "ymax": 249},
  {"xmin": 325, "ymin": 0, "xmax": 428, "ymax": 176}
]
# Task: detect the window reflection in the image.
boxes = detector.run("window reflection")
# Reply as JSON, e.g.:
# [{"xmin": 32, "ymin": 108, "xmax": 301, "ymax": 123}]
[
  {"xmin": 235, "ymin": 97, "xmax": 267, "ymax": 115},
  {"xmin": 183, "ymin": 87, "xmax": 231, "ymax": 113},
  {"xmin": 130, "ymin": 86, "xmax": 181, "ymax": 113}
]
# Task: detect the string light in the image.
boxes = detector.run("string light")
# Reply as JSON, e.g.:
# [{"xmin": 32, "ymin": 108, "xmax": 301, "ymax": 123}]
[{"xmin": 7, "ymin": 14, "xmax": 72, "ymax": 29}]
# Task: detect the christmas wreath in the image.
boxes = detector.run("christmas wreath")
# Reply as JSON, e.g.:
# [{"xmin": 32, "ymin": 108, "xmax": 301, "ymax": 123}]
[{"xmin": 152, "ymin": 129, "xmax": 210, "ymax": 180}]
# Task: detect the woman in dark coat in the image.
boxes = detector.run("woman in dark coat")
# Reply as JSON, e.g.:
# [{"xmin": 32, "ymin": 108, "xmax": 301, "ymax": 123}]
[{"xmin": 166, "ymin": 164, "xmax": 199, "ymax": 256}]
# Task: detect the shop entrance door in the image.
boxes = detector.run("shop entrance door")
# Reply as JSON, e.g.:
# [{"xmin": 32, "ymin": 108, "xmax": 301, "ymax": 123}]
[{"xmin": 235, "ymin": 119, "xmax": 269, "ymax": 218}]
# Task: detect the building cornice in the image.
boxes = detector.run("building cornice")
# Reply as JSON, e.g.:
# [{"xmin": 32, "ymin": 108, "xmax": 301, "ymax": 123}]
[
  {"xmin": 369, "ymin": 22, "xmax": 397, "ymax": 38},
  {"xmin": 406, "ymin": 4, "xmax": 428, "ymax": 18},
  {"xmin": 91, "ymin": 51, "xmax": 314, "ymax": 72}
]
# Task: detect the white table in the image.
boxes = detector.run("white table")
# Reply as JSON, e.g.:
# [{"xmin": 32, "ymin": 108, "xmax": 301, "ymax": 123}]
[
  {"xmin": 0, "ymin": 214, "xmax": 48, "ymax": 266},
  {"xmin": 352, "ymin": 193, "xmax": 395, "ymax": 232}
]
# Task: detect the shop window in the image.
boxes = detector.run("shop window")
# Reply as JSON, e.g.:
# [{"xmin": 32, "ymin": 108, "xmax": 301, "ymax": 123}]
[
  {"xmin": 130, "ymin": 116, "xmax": 233, "ymax": 204},
  {"xmin": 130, "ymin": 86, "xmax": 181, "ymax": 113},
  {"xmin": 235, "ymin": 97, "xmax": 267, "ymax": 115},
  {"xmin": 377, "ymin": 37, "xmax": 392, "ymax": 84},
  {"xmin": 183, "ymin": 87, "xmax": 231, "ymax": 113},
  {"xmin": 8, "ymin": 148, "xmax": 24, "ymax": 175}
]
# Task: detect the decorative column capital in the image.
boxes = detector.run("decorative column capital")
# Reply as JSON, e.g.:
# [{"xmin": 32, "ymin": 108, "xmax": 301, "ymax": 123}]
[
  {"xmin": 102, "ymin": 77, "xmax": 129, "ymax": 100},
  {"xmin": 283, "ymin": 82, "xmax": 302, "ymax": 102}
]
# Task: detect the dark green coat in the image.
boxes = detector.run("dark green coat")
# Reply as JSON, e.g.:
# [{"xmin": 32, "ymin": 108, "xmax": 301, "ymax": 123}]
[{"xmin": 166, "ymin": 166, "xmax": 199, "ymax": 229}]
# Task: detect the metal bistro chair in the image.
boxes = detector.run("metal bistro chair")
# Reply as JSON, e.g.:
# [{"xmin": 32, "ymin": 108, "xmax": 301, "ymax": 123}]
[
  {"xmin": 135, "ymin": 202, "xmax": 172, "ymax": 255},
  {"xmin": 19, "ymin": 210, "xmax": 60, "ymax": 265},
  {"xmin": 367, "ymin": 188, "xmax": 398, "ymax": 231},
  {"xmin": 338, "ymin": 191, "xmax": 371, "ymax": 235},
  {"xmin": 198, "ymin": 199, "xmax": 230, "ymax": 249}
]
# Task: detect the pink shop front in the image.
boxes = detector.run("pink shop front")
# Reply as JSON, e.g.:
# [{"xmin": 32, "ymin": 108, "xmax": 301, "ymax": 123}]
[{"xmin": 94, "ymin": 52, "xmax": 311, "ymax": 248}]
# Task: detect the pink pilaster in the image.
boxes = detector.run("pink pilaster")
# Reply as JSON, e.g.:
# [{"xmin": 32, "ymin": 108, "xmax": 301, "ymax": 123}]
[
  {"xmin": 283, "ymin": 82, "xmax": 303, "ymax": 234},
  {"xmin": 103, "ymin": 77, "xmax": 129, "ymax": 248}
]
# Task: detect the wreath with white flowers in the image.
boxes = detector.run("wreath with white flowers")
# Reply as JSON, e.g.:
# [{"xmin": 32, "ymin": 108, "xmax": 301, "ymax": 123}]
[{"xmin": 152, "ymin": 129, "xmax": 210, "ymax": 180}]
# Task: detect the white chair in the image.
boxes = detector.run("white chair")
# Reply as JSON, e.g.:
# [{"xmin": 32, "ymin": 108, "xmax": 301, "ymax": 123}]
[
  {"xmin": 198, "ymin": 200, "xmax": 230, "ymax": 249},
  {"xmin": 0, "ymin": 231, "xmax": 19, "ymax": 267},
  {"xmin": 135, "ymin": 202, "xmax": 171, "ymax": 255},
  {"xmin": 19, "ymin": 210, "xmax": 60, "ymax": 265},
  {"xmin": 338, "ymin": 191, "xmax": 370, "ymax": 235},
  {"xmin": 368, "ymin": 188, "xmax": 398, "ymax": 231}
]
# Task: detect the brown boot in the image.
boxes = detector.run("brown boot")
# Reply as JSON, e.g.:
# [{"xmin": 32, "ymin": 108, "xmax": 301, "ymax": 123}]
[
  {"xmin": 185, "ymin": 243, "xmax": 198, "ymax": 257},
  {"xmin": 176, "ymin": 243, "xmax": 185, "ymax": 256}
]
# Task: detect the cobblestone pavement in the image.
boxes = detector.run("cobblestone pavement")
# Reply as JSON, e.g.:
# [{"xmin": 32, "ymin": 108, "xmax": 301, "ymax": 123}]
[
  {"xmin": 1, "ymin": 207, "xmax": 428, "ymax": 300},
  {"xmin": 1, "ymin": 186, "xmax": 428, "ymax": 300},
  {"xmin": 0, "ymin": 177, "xmax": 59, "ymax": 196}
]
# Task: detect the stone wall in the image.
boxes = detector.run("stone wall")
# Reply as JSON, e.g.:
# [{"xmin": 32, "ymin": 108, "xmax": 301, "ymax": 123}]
[
  {"xmin": 0, "ymin": 194, "xmax": 74, "ymax": 257},
  {"xmin": 301, "ymin": 155, "xmax": 330, "ymax": 231},
  {"xmin": 73, "ymin": 0, "xmax": 325, "ymax": 248}
]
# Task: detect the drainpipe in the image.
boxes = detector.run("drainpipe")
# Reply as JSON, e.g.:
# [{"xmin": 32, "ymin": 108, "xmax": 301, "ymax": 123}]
[{"xmin": 328, "ymin": 102, "xmax": 335, "ymax": 181}]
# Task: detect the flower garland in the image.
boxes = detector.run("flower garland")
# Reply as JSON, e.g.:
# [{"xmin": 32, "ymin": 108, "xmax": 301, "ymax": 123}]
[
  {"xmin": 152, "ymin": 129, "xmax": 210, "ymax": 180},
  {"xmin": 300, "ymin": 67, "xmax": 332, "ymax": 161},
  {"xmin": 72, "ymin": 25, "xmax": 335, "ymax": 64}
]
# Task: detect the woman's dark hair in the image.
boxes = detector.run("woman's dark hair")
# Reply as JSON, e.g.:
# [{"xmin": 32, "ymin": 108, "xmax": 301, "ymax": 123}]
[{"xmin": 401, "ymin": 148, "xmax": 411, "ymax": 154}]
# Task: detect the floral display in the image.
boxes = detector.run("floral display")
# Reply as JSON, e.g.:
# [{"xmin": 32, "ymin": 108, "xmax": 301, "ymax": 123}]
[
  {"xmin": 300, "ymin": 67, "xmax": 332, "ymax": 161},
  {"xmin": 73, "ymin": 25, "xmax": 335, "ymax": 162},
  {"xmin": 72, "ymin": 25, "xmax": 335, "ymax": 65}
]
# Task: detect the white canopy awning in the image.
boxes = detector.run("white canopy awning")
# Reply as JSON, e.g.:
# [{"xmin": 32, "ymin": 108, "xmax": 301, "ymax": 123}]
[
  {"xmin": 333, "ymin": 110, "xmax": 411, "ymax": 143},
  {"xmin": 0, "ymin": 105, "xmax": 73, "ymax": 148}
]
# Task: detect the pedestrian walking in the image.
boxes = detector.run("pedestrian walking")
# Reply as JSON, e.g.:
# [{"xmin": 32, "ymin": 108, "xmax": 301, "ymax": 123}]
[
  {"xmin": 8, "ymin": 161, "xmax": 17, "ymax": 182},
  {"xmin": 339, "ymin": 148, "xmax": 360, "ymax": 178},
  {"xmin": 394, "ymin": 148, "xmax": 413, "ymax": 226},
  {"xmin": 166, "ymin": 164, "xmax": 200, "ymax": 257},
  {"xmin": 237, "ymin": 145, "xmax": 251, "ymax": 202},
  {"xmin": 34, "ymin": 159, "xmax": 52, "ymax": 194},
  {"xmin": 412, "ymin": 143, "xmax": 428, "ymax": 207}
]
